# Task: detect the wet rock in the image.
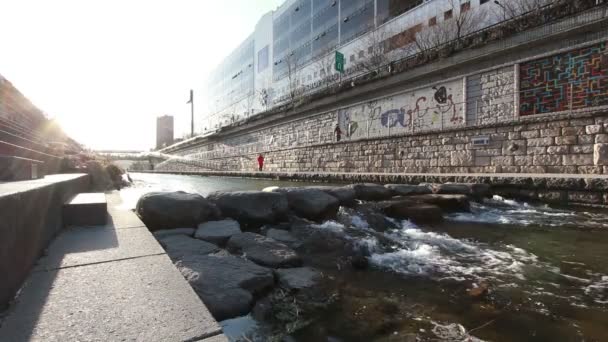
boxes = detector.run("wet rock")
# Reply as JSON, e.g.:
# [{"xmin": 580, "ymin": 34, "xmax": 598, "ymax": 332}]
[
  {"xmin": 157, "ymin": 235, "xmax": 219, "ymax": 260},
  {"xmin": 382, "ymin": 200, "xmax": 444, "ymax": 223},
  {"xmin": 207, "ymin": 191, "xmax": 288, "ymax": 225},
  {"xmin": 276, "ymin": 267, "xmax": 320, "ymax": 290},
  {"xmin": 385, "ymin": 184, "xmax": 432, "ymax": 196},
  {"xmin": 434, "ymin": 183, "xmax": 491, "ymax": 198},
  {"xmin": 307, "ymin": 186, "xmax": 357, "ymax": 206},
  {"xmin": 136, "ymin": 191, "xmax": 220, "ymax": 231},
  {"xmin": 405, "ymin": 194, "xmax": 470, "ymax": 212},
  {"xmin": 266, "ymin": 228, "xmax": 299, "ymax": 245},
  {"xmin": 176, "ymin": 254, "xmax": 275, "ymax": 321},
  {"xmin": 153, "ymin": 228, "xmax": 195, "ymax": 239},
  {"xmin": 195, "ymin": 219, "xmax": 241, "ymax": 245},
  {"xmin": 227, "ymin": 232, "xmax": 302, "ymax": 268},
  {"xmin": 349, "ymin": 183, "xmax": 393, "ymax": 201},
  {"xmin": 281, "ymin": 188, "xmax": 340, "ymax": 220},
  {"xmin": 350, "ymin": 255, "xmax": 369, "ymax": 270},
  {"xmin": 467, "ymin": 282, "xmax": 489, "ymax": 298}
]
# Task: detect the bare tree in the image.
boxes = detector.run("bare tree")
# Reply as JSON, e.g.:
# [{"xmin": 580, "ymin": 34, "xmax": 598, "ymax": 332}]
[
  {"xmin": 414, "ymin": 0, "xmax": 488, "ymax": 52},
  {"xmin": 284, "ymin": 52, "xmax": 303, "ymax": 103},
  {"xmin": 313, "ymin": 48, "xmax": 337, "ymax": 90},
  {"xmin": 491, "ymin": 0, "xmax": 549, "ymax": 21}
]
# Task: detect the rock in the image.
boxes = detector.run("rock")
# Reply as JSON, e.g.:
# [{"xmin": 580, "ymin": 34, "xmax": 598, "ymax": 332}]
[
  {"xmin": 433, "ymin": 183, "xmax": 471, "ymax": 195},
  {"xmin": 307, "ymin": 186, "xmax": 357, "ymax": 205},
  {"xmin": 467, "ymin": 282, "xmax": 489, "ymax": 298},
  {"xmin": 207, "ymin": 191, "xmax": 288, "ymax": 225},
  {"xmin": 176, "ymin": 254, "xmax": 275, "ymax": 321},
  {"xmin": 266, "ymin": 228, "xmax": 298, "ymax": 245},
  {"xmin": 136, "ymin": 191, "xmax": 220, "ymax": 231},
  {"xmin": 195, "ymin": 219, "xmax": 241, "ymax": 245},
  {"xmin": 594, "ymin": 143, "xmax": 608, "ymax": 166},
  {"xmin": 381, "ymin": 200, "xmax": 444, "ymax": 223},
  {"xmin": 349, "ymin": 183, "xmax": 393, "ymax": 201},
  {"xmin": 153, "ymin": 228, "xmax": 195, "ymax": 239},
  {"xmin": 384, "ymin": 184, "xmax": 432, "ymax": 196},
  {"xmin": 157, "ymin": 235, "xmax": 219, "ymax": 260},
  {"xmin": 280, "ymin": 188, "xmax": 340, "ymax": 220},
  {"xmin": 434, "ymin": 183, "xmax": 491, "ymax": 198},
  {"xmin": 275, "ymin": 267, "xmax": 320, "ymax": 290},
  {"xmin": 227, "ymin": 232, "xmax": 302, "ymax": 268},
  {"xmin": 84, "ymin": 160, "xmax": 113, "ymax": 191},
  {"xmin": 406, "ymin": 194, "xmax": 470, "ymax": 212},
  {"xmin": 350, "ymin": 255, "xmax": 369, "ymax": 270}
]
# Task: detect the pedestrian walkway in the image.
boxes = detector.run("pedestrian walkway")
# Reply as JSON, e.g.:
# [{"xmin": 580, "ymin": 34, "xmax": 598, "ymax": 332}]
[{"xmin": 0, "ymin": 191, "xmax": 226, "ymax": 342}]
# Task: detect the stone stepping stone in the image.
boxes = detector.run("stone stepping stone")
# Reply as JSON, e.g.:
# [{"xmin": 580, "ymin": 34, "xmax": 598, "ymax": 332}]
[
  {"xmin": 227, "ymin": 232, "xmax": 301, "ymax": 268},
  {"xmin": 195, "ymin": 219, "xmax": 241, "ymax": 245}
]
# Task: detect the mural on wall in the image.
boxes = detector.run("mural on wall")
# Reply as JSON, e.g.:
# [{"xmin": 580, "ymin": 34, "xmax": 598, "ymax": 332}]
[
  {"xmin": 519, "ymin": 42, "xmax": 608, "ymax": 116},
  {"xmin": 338, "ymin": 79, "xmax": 464, "ymax": 139}
]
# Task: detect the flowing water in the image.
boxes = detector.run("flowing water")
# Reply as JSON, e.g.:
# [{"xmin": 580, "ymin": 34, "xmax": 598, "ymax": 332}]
[{"xmin": 128, "ymin": 173, "xmax": 608, "ymax": 341}]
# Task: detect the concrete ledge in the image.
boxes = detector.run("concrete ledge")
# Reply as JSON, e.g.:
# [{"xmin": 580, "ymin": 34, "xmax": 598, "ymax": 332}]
[
  {"xmin": 0, "ymin": 174, "xmax": 90, "ymax": 308},
  {"xmin": 0, "ymin": 191, "xmax": 226, "ymax": 341}
]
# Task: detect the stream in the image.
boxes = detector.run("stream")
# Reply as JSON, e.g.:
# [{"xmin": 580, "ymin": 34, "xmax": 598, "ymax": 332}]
[{"xmin": 126, "ymin": 173, "xmax": 608, "ymax": 341}]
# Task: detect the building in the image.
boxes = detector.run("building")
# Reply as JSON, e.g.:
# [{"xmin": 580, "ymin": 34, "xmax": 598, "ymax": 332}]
[
  {"xmin": 203, "ymin": 0, "xmax": 503, "ymax": 131},
  {"xmin": 156, "ymin": 115, "xmax": 174, "ymax": 149}
]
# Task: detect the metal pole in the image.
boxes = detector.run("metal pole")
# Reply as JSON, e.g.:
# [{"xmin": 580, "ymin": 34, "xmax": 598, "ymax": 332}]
[
  {"xmin": 190, "ymin": 89, "xmax": 195, "ymax": 137},
  {"xmin": 569, "ymin": 82, "xmax": 574, "ymax": 114}
]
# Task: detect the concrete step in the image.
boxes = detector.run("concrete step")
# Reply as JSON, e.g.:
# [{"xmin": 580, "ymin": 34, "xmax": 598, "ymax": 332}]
[{"xmin": 63, "ymin": 193, "xmax": 107, "ymax": 227}]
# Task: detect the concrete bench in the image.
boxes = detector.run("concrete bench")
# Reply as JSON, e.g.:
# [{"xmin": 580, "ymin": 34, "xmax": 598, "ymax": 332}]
[{"xmin": 63, "ymin": 193, "xmax": 107, "ymax": 226}]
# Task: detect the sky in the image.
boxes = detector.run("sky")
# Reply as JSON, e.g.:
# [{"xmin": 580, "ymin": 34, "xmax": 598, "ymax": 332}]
[{"xmin": 0, "ymin": 0, "xmax": 283, "ymax": 151}]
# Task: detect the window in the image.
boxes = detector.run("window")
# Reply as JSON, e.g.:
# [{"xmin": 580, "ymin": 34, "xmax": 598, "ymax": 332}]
[
  {"xmin": 444, "ymin": 9, "xmax": 453, "ymax": 20},
  {"xmin": 358, "ymin": 50, "xmax": 364, "ymax": 58},
  {"xmin": 480, "ymin": 0, "xmax": 490, "ymax": 4},
  {"xmin": 350, "ymin": 54, "xmax": 355, "ymax": 62},
  {"xmin": 377, "ymin": 0, "xmax": 424, "ymax": 25},
  {"xmin": 428, "ymin": 16, "xmax": 437, "ymax": 26},
  {"xmin": 461, "ymin": 1, "xmax": 471, "ymax": 12},
  {"xmin": 257, "ymin": 46, "xmax": 269, "ymax": 73},
  {"xmin": 368, "ymin": 46, "xmax": 373, "ymax": 54}
]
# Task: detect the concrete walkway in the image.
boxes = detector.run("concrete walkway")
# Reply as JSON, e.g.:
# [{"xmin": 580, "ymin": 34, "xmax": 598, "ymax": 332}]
[{"xmin": 0, "ymin": 191, "xmax": 226, "ymax": 342}]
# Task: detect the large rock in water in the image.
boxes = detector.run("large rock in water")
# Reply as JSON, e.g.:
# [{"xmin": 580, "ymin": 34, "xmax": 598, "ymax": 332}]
[
  {"xmin": 381, "ymin": 200, "xmax": 444, "ymax": 223},
  {"xmin": 434, "ymin": 183, "xmax": 491, "ymax": 198},
  {"xmin": 207, "ymin": 191, "xmax": 288, "ymax": 225},
  {"xmin": 349, "ymin": 183, "xmax": 393, "ymax": 201},
  {"xmin": 195, "ymin": 219, "xmax": 241, "ymax": 245},
  {"xmin": 157, "ymin": 235, "xmax": 219, "ymax": 260},
  {"xmin": 136, "ymin": 191, "xmax": 220, "ymax": 231},
  {"xmin": 227, "ymin": 232, "xmax": 302, "ymax": 268},
  {"xmin": 153, "ymin": 228, "xmax": 195, "ymax": 239},
  {"xmin": 307, "ymin": 186, "xmax": 357, "ymax": 206},
  {"xmin": 385, "ymin": 184, "xmax": 432, "ymax": 196},
  {"xmin": 279, "ymin": 188, "xmax": 340, "ymax": 220},
  {"xmin": 176, "ymin": 254, "xmax": 274, "ymax": 321},
  {"xmin": 275, "ymin": 267, "xmax": 320, "ymax": 290},
  {"xmin": 406, "ymin": 194, "xmax": 470, "ymax": 212}
]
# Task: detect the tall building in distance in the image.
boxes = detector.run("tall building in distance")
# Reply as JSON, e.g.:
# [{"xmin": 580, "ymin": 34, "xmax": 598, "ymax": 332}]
[
  {"xmin": 156, "ymin": 115, "xmax": 174, "ymax": 150},
  {"xmin": 202, "ymin": 0, "xmax": 499, "ymax": 132}
]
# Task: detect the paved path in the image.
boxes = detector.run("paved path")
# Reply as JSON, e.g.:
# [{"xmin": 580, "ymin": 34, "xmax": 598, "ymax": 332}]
[{"xmin": 0, "ymin": 191, "xmax": 226, "ymax": 342}]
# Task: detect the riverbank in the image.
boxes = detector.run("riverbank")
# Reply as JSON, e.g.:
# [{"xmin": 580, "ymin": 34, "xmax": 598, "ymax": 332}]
[{"xmin": 137, "ymin": 170, "xmax": 608, "ymax": 207}]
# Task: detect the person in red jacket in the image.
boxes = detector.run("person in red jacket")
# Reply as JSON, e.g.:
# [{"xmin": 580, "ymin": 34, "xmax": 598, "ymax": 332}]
[{"xmin": 257, "ymin": 154, "xmax": 264, "ymax": 171}]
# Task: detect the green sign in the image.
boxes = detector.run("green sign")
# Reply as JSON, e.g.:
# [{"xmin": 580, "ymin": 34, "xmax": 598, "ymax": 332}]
[{"xmin": 335, "ymin": 51, "xmax": 345, "ymax": 73}]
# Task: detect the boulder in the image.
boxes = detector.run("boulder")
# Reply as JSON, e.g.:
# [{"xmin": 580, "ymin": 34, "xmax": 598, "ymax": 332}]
[
  {"xmin": 307, "ymin": 186, "xmax": 357, "ymax": 205},
  {"xmin": 280, "ymin": 188, "xmax": 340, "ymax": 220},
  {"xmin": 349, "ymin": 183, "xmax": 393, "ymax": 201},
  {"xmin": 157, "ymin": 235, "xmax": 219, "ymax": 260},
  {"xmin": 384, "ymin": 184, "xmax": 432, "ymax": 196},
  {"xmin": 227, "ymin": 232, "xmax": 302, "ymax": 268},
  {"xmin": 176, "ymin": 254, "xmax": 275, "ymax": 320},
  {"xmin": 153, "ymin": 228, "xmax": 195, "ymax": 239},
  {"xmin": 406, "ymin": 194, "xmax": 470, "ymax": 212},
  {"xmin": 136, "ymin": 191, "xmax": 220, "ymax": 231},
  {"xmin": 207, "ymin": 191, "xmax": 288, "ymax": 225},
  {"xmin": 382, "ymin": 200, "xmax": 444, "ymax": 223},
  {"xmin": 275, "ymin": 267, "xmax": 320, "ymax": 290},
  {"xmin": 195, "ymin": 219, "xmax": 241, "ymax": 245},
  {"xmin": 434, "ymin": 183, "xmax": 491, "ymax": 198},
  {"xmin": 266, "ymin": 228, "xmax": 299, "ymax": 245}
]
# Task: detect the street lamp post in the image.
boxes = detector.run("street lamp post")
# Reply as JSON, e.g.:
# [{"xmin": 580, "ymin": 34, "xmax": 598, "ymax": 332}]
[{"xmin": 494, "ymin": 0, "xmax": 507, "ymax": 21}]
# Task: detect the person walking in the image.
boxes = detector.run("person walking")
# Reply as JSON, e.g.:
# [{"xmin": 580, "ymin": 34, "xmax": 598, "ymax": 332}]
[
  {"xmin": 334, "ymin": 123, "xmax": 342, "ymax": 142},
  {"xmin": 257, "ymin": 154, "xmax": 265, "ymax": 171}
]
